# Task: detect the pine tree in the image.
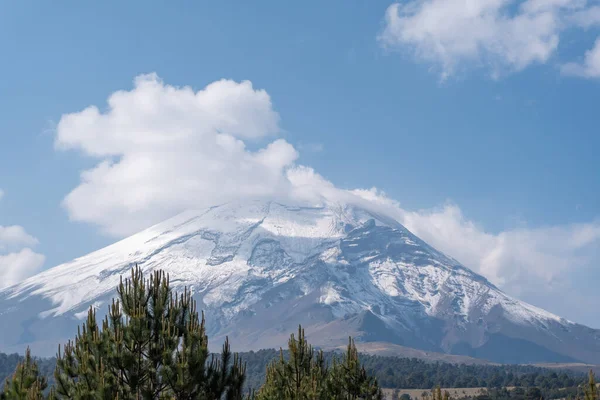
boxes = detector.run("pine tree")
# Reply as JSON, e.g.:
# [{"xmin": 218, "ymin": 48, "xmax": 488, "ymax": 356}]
[
  {"xmin": 584, "ymin": 370, "xmax": 598, "ymax": 400},
  {"xmin": 256, "ymin": 327, "xmax": 382, "ymax": 400},
  {"xmin": 256, "ymin": 326, "xmax": 329, "ymax": 400},
  {"xmin": 331, "ymin": 337, "xmax": 382, "ymax": 399},
  {"xmin": 52, "ymin": 265, "xmax": 246, "ymax": 399},
  {"xmin": 429, "ymin": 386, "xmax": 450, "ymax": 400},
  {"xmin": 1, "ymin": 348, "xmax": 48, "ymax": 400}
]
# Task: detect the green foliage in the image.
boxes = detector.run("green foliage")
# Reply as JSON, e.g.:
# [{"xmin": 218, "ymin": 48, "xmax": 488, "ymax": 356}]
[
  {"xmin": 255, "ymin": 326, "xmax": 328, "ymax": 399},
  {"xmin": 330, "ymin": 337, "xmax": 383, "ymax": 399},
  {"xmin": 256, "ymin": 327, "xmax": 382, "ymax": 400},
  {"xmin": 430, "ymin": 387, "xmax": 450, "ymax": 400},
  {"xmin": 525, "ymin": 387, "xmax": 543, "ymax": 400},
  {"xmin": 583, "ymin": 371, "xmax": 597, "ymax": 400},
  {"xmin": 1, "ymin": 348, "xmax": 48, "ymax": 400},
  {"xmin": 52, "ymin": 266, "xmax": 246, "ymax": 399},
  {"xmin": 0, "ymin": 342, "xmax": 590, "ymax": 400},
  {"xmin": 0, "ymin": 354, "xmax": 55, "ymax": 393},
  {"xmin": 237, "ymin": 349, "xmax": 586, "ymax": 392},
  {"xmin": 0, "ymin": 268, "xmax": 592, "ymax": 400}
]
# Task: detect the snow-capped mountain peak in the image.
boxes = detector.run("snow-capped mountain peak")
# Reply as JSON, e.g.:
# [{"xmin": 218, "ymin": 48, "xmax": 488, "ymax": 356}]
[{"xmin": 0, "ymin": 200, "xmax": 597, "ymax": 364}]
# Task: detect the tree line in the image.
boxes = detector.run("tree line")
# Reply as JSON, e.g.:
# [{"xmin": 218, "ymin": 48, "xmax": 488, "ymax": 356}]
[
  {"xmin": 0, "ymin": 348, "xmax": 588, "ymax": 395},
  {"xmin": 0, "ymin": 266, "xmax": 382, "ymax": 399},
  {"xmin": 239, "ymin": 350, "xmax": 586, "ymax": 391},
  {"xmin": 0, "ymin": 266, "xmax": 595, "ymax": 399}
]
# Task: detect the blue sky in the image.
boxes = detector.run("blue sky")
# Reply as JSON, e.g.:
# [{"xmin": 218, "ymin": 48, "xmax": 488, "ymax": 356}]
[{"xmin": 1, "ymin": 1, "xmax": 599, "ymax": 326}]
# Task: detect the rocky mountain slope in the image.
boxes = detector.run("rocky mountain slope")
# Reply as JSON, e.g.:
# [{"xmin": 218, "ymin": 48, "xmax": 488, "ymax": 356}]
[{"xmin": 0, "ymin": 200, "xmax": 598, "ymax": 363}]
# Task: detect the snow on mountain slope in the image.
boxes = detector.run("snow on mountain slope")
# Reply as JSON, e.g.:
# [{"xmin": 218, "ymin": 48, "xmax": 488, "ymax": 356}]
[{"xmin": 0, "ymin": 200, "xmax": 599, "ymax": 363}]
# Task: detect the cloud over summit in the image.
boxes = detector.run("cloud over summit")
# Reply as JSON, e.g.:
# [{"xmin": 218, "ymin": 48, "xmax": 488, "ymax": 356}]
[
  {"xmin": 55, "ymin": 74, "xmax": 600, "ymax": 326},
  {"xmin": 56, "ymin": 74, "xmax": 297, "ymax": 236}
]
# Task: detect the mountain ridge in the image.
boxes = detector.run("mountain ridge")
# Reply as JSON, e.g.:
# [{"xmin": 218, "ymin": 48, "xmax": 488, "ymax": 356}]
[{"xmin": 0, "ymin": 200, "xmax": 597, "ymax": 363}]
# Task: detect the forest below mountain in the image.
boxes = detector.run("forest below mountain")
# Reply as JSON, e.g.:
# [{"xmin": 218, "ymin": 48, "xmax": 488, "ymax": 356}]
[
  {"xmin": 1, "ymin": 348, "xmax": 588, "ymax": 396},
  {"xmin": 241, "ymin": 349, "xmax": 587, "ymax": 391},
  {"xmin": 0, "ymin": 268, "xmax": 592, "ymax": 400}
]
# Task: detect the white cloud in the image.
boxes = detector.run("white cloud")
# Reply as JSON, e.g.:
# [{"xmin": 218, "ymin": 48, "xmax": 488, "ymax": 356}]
[
  {"xmin": 56, "ymin": 74, "xmax": 600, "ymax": 325},
  {"xmin": 345, "ymin": 190, "xmax": 600, "ymax": 324},
  {"xmin": 0, "ymin": 249, "xmax": 45, "ymax": 289},
  {"xmin": 397, "ymin": 203, "xmax": 600, "ymax": 291},
  {"xmin": 569, "ymin": 6, "xmax": 600, "ymax": 28},
  {"xmin": 56, "ymin": 73, "xmax": 296, "ymax": 236},
  {"xmin": 322, "ymin": 185, "xmax": 600, "ymax": 300},
  {"xmin": 379, "ymin": 0, "xmax": 598, "ymax": 79},
  {"xmin": 0, "ymin": 189, "xmax": 4, "ymax": 201},
  {"xmin": 561, "ymin": 37, "xmax": 600, "ymax": 77},
  {"xmin": 0, "ymin": 191, "xmax": 46, "ymax": 288},
  {"xmin": 0, "ymin": 225, "xmax": 39, "ymax": 249},
  {"xmin": 273, "ymin": 169, "xmax": 600, "ymax": 325}
]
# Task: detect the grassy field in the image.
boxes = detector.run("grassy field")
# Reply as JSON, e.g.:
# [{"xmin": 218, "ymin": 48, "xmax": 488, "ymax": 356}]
[{"xmin": 381, "ymin": 387, "xmax": 491, "ymax": 400}]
